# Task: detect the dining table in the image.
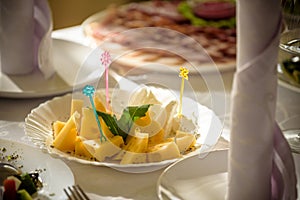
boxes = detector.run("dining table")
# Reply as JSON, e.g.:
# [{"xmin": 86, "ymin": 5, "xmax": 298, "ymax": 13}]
[{"xmin": 0, "ymin": 25, "xmax": 300, "ymax": 200}]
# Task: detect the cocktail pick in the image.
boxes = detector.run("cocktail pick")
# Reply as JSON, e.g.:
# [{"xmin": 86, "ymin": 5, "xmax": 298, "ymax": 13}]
[
  {"xmin": 100, "ymin": 51, "xmax": 112, "ymax": 111},
  {"xmin": 82, "ymin": 85, "xmax": 106, "ymax": 143},
  {"xmin": 177, "ymin": 67, "xmax": 189, "ymax": 117}
]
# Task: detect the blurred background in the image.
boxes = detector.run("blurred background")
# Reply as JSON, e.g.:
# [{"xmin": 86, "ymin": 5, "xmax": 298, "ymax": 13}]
[{"xmin": 48, "ymin": 0, "xmax": 131, "ymax": 29}]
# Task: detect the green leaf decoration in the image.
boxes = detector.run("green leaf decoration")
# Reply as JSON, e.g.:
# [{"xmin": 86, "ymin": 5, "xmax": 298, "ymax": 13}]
[
  {"xmin": 118, "ymin": 104, "xmax": 151, "ymax": 133},
  {"xmin": 97, "ymin": 104, "xmax": 151, "ymax": 140},
  {"xmin": 96, "ymin": 111, "xmax": 119, "ymax": 136}
]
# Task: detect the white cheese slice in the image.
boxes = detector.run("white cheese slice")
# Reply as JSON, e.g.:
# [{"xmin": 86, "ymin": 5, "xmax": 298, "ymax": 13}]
[
  {"xmin": 175, "ymin": 130, "xmax": 196, "ymax": 153},
  {"xmin": 82, "ymin": 139, "xmax": 101, "ymax": 156},
  {"xmin": 120, "ymin": 152, "xmax": 147, "ymax": 165},
  {"xmin": 70, "ymin": 99, "xmax": 84, "ymax": 129},
  {"xmin": 80, "ymin": 107, "xmax": 100, "ymax": 140},
  {"xmin": 70, "ymin": 99, "xmax": 84, "ymax": 116},
  {"xmin": 93, "ymin": 136, "xmax": 124, "ymax": 162},
  {"xmin": 169, "ymin": 115, "xmax": 196, "ymax": 137},
  {"xmin": 130, "ymin": 120, "xmax": 162, "ymax": 138},
  {"xmin": 129, "ymin": 87, "xmax": 161, "ymax": 106},
  {"xmin": 147, "ymin": 141, "xmax": 181, "ymax": 163},
  {"xmin": 120, "ymin": 131, "xmax": 149, "ymax": 164},
  {"xmin": 162, "ymin": 100, "xmax": 178, "ymax": 137}
]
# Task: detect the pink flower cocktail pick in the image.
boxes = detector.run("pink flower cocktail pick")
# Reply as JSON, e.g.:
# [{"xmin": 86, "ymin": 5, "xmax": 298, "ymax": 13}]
[{"xmin": 100, "ymin": 51, "xmax": 112, "ymax": 111}]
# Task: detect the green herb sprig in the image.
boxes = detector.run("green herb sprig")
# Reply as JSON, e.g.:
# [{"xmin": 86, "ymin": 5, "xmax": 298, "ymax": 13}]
[{"xmin": 96, "ymin": 104, "xmax": 151, "ymax": 141}]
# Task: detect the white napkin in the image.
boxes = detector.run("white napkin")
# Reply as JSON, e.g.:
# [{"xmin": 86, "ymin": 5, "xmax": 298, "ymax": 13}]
[
  {"xmin": 0, "ymin": 0, "xmax": 54, "ymax": 78},
  {"xmin": 34, "ymin": 0, "xmax": 55, "ymax": 79},
  {"xmin": 227, "ymin": 0, "xmax": 297, "ymax": 199}
]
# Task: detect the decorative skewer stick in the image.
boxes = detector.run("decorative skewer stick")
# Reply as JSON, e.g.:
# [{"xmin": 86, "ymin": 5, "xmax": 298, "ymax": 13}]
[
  {"xmin": 82, "ymin": 85, "xmax": 106, "ymax": 143},
  {"xmin": 100, "ymin": 51, "xmax": 112, "ymax": 111},
  {"xmin": 177, "ymin": 67, "xmax": 189, "ymax": 117}
]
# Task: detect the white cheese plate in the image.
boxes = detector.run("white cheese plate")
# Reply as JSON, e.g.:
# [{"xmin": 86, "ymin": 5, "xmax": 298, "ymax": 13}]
[{"xmin": 25, "ymin": 87, "xmax": 223, "ymax": 173}]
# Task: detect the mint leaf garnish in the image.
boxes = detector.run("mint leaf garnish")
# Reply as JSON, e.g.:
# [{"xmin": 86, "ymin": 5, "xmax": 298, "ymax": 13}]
[{"xmin": 97, "ymin": 104, "xmax": 151, "ymax": 140}]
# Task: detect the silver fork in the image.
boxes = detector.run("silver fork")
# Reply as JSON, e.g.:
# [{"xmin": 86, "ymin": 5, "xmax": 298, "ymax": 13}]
[{"xmin": 63, "ymin": 185, "xmax": 90, "ymax": 200}]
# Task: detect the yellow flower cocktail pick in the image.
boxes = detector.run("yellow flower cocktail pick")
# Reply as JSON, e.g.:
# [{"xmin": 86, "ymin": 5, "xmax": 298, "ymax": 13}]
[{"xmin": 178, "ymin": 67, "xmax": 189, "ymax": 117}]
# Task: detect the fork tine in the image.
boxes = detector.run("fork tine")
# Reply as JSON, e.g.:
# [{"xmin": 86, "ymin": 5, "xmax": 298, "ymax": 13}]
[
  {"xmin": 64, "ymin": 185, "xmax": 90, "ymax": 200},
  {"xmin": 74, "ymin": 185, "xmax": 90, "ymax": 200},
  {"xmin": 63, "ymin": 187, "xmax": 73, "ymax": 200},
  {"xmin": 69, "ymin": 186, "xmax": 80, "ymax": 200}
]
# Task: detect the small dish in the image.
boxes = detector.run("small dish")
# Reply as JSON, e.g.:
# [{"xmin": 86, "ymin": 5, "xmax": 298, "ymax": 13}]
[
  {"xmin": 157, "ymin": 150, "xmax": 300, "ymax": 200},
  {"xmin": 0, "ymin": 38, "xmax": 93, "ymax": 98},
  {"xmin": 0, "ymin": 138, "xmax": 74, "ymax": 200},
  {"xmin": 157, "ymin": 150, "xmax": 228, "ymax": 200}
]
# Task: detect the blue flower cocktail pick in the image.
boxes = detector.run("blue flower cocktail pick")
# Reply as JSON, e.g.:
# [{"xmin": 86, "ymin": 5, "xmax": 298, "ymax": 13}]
[{"xmin": 82, "ymin": 85, "xmax": 107, "ymax": 143}]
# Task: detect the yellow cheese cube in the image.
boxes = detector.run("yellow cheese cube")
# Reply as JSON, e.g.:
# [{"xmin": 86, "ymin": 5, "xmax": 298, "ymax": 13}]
[
  {"xmin": 53, "ymin": 128, "xmax": 77, "ymax": 152},
  {"xmin": 94, "ymin": 92, "xmax": 106, "ymax": 112},
  {"xmin": 125, "ymin": 132, "xmax": 148, "ymax": 153},
  {"xmin": 134, "ymin": 111, "xmax": 151, "ymax": 127},
  {"xmin": 52, "ymin": 121, "xmax": 65, "ymax": 138},
  {"xmin": 100, "ymin": 118, "xmax": 114, "ymax": 138},
  {"xmin": 131, "ymin": 120, "xmax": 164, "ymax": 146},
  {"xmin": 75, "ymin": 136, "xmax": 93, "ymax": 159},
  {"xmin": 148, "ymin": 128, "xmax": 164, "ymax": 147},
  {"xmin": 53, "ymin": 112, "xmax": 79, "ymax": 152}
]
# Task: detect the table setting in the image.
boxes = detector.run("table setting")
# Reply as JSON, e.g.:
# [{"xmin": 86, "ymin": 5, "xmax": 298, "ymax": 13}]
[{"xmin": 0, "ymin": 0, "xmax": 300, "ymax": 199}]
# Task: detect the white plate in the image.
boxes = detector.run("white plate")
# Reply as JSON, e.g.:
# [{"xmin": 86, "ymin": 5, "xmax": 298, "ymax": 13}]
[
  {"xmin": 0, "ymin": 38, "xmax": 93, "ymax": 98},
  {"xmin": 86, "ymin": 193, "xmax": 132, "ymax": 200},
  {"xmin": 157, "ymin": 150, "xmax": 228, "ymax": 200},
  {"xmin": 157, "ymin": 150, "xmax": 300, "ymax": 200},
  {"xmin": 25, "ymin": 88, "xmax": 223, "ymax": 173},
  {"xmin": 0, "ymin": 138, "xmax": 74, "ymax": 200}
]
